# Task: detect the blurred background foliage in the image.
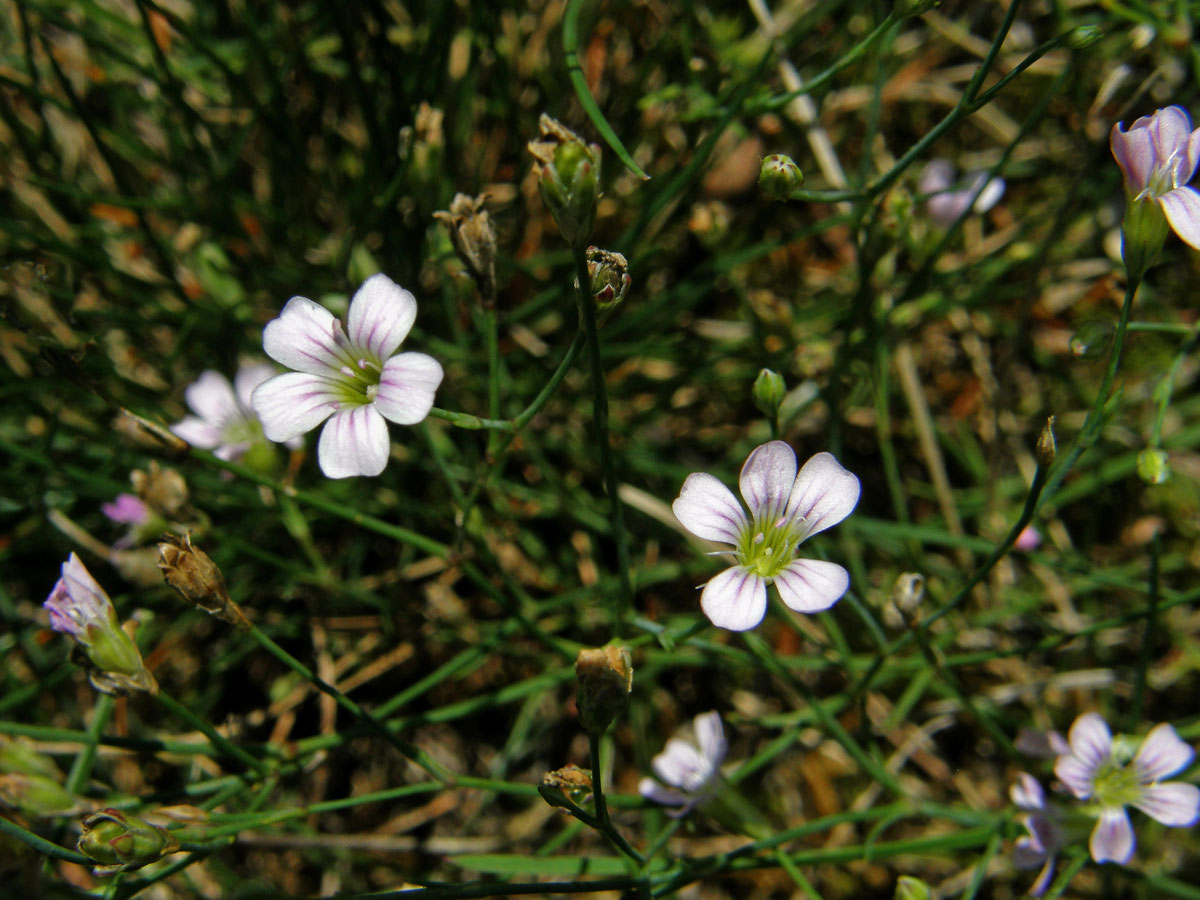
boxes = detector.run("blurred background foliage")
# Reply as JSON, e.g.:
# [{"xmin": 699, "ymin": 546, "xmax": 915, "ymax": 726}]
[{"xmin": 3, "ymin": 0, "xmax": 1200, "ymax": 896}]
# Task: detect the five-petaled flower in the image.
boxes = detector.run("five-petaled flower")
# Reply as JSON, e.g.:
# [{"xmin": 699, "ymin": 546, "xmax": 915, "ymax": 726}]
[
  {"xmin": 1054, "ymin": 712, "xmax": 1199, "ymax": 864},
  {"xmin": 1010, "ymin": 773, "xmax": 1065, "ymax": 897},
  {"xmin": 1111, "ymin": 106, "xmax": 1200, "ymax": 275},
  {"xmin": 171, "ymin": 363, "xmax": 289, "ymax": 463},
  {"xmin": 639, "ymin": 711, "xmax": 727, "ymax": 816},
  {"xmin": 44, "ymin": 554, "xmax": 157, "ymax": 695},
  {"xmin": 672, "ymin": 442, "xmax": 860, "ymax": 631},
  {"xmin": 251, "ymin": 274, "xmax": 444, "ymax": 479}
]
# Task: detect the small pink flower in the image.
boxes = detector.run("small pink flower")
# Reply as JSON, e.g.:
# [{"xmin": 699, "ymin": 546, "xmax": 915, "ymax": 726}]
[
  {"xmin": 101, "ymin": 494, "xmax": 149, "ymax": 526},
  {"xmin": 251, "ymin": 274, "xmax": 444, "ymax": 478},
  {"xmin": 919, "ymin": 159, "xmax": 1005, "ymax": 228},
  {"xmin": 1014, "ymin": 525, "xmax": 1041, "ymax": 552},
  {"xmin": 639, "ymin": 711, "xmax": 727, "ymax": 816},
  {"xmin": 1054, "ymin": 712, "xmax": 1199, "ymax": 864},
  {"xmin": 1111, "ymin": 106, "xmax": 1200, "ymax": 250},
  {"xmin": 672, "ymin": 442, "xmax": 860, "ymax": 630}
]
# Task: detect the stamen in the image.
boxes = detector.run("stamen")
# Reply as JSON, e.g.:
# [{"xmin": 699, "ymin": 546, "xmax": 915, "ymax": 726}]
[
  {"xmin": 753, "ymin": 532, "xmax": 765, "ymax": 544},
  {"xmin": 340, "ymin": 365, "xmax": 356, "ymax": 378}
]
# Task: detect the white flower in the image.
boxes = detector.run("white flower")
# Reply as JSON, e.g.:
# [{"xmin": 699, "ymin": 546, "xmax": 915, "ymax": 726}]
[
  {"xmin": 1010, "ymin": 773, "xmax": 1065, "ymax": 897},
  {"xmin": 1054, "ymin": 712, "xmax": 1200, "ymax": 864},
  {"xmin": 672, "ymin": 442, "xmax": 860, "ymax": 631},
  {"xmin": 250, "ymin": 274, "xmax": 444, "ymax": 478},
  {"xmin": 919, "ymin": 159, "xmax": 1005, "ymax": 228},
  {"xmin": 171, "ymin": 363, "xmax": 283, "ymax": 461},
  {"xmin": 638, "ymin": 711, "xmax": 727, "ymax": 816}
]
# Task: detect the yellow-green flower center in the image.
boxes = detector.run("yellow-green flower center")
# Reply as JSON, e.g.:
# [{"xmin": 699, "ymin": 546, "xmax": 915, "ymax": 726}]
[
  {"xmin": 737, "ymin": 516, "xmax": 803, "ymax": 579},
  {"xmin": 1091, "ymin": 759, "xmax": 1143, "ymax": 809}
]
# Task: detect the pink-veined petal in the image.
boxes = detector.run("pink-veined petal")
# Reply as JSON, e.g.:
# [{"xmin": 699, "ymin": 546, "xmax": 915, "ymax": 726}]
[
  {"xmin": 1159, "ymin": 186, "xmax": 1200, "ymax": 249},
  {"xmin": 673, "ymin": 472, "xmax": 746, "ymax": 546},
  {"xmin": 918, "ymin": 159, "xmax": 953, "ymax": 195},
  {"xmin": 638, "ymin": 777, "xmax": 689, "ymax": 810},
  {"xmin": 1055, "ymin": 755, "xmax": 1099, "ymax": 800},
  {"xmin": 233, "ymin": 362, "xmax": 278, "ymax": 409},
  {"xmin": 1148, "ymin": 106, "xmax": 1193, "ymax": 174},
  {"xmin": 773, "ymin": 558, "xmax": 849, "ymax": 613},
  {"xmin": 652, "ymin": 738, "xmax": 706, "ymax": 790},
  {"xmin": 346, "ymin": 274, "xmax": 417, "ymax": 362},
  {"xmin": 184, "ymin": 371, "xmax": 238, "ymax": 427},
  {"xmin": 1111, "ymin": 120, "xmax": 1157, "ymax": 194},
  {"xmin": 317, "ymin": 406, "xmax": 390, "ymax": 478},
  {"xmin": 1134, "ymin": 782, "xmax": 1200, "ymax": 826},
  {"xmin": 251, "ymin": 372, "xmax": 338, "ymax": 442},
  {"xmin": 1186, "ymin": 125, "xmax": 1200, "ymax": 185},
  {"xmin": 263, "ymin": 296, "xmax": 347, "ymax": 377},
  {"xmin": 374, "ymin": 352, "xmax": 443, "ymax": 425},
  {"xmin": 170, "ymin": 416, "xmax": 224, "ymax": 449},
  {"xmin": 1089, "ymin": 808, "xmax": 1134, "ymax": 864},
  {"xmin": 785, "ymin": 452, "xmax": 860, "ymax": 540},
  {"xmin": 1134, "ymin": 723, "xmax": 1195, "ymax": 782},
  {"xmin": 1066, "ymin": 712, "xmax": 1113, "ymax": 770},
  {"xmin": 738, "ymin": 441, "xmax": 797, "ymax": 521},
  {"xmin": 699, "ymin": 567, "xmax": 767, "ymax": 631},
  {"xmin": 693, "ymin": 712, "xmax": 727, "ymax": 771}
]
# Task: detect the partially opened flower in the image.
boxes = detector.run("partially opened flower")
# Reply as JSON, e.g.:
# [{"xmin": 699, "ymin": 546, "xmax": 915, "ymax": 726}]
[
  {"xmin": 251, "ymin": 274, "xmax": 444, "ymax": 478},
  {"xmin": 1111, "ymin": 106, "xmax": 1200, "ymax": 276},
  {"xmin": 1011, "ymin": 773, "xmax": 1065, "ymax": 897},
  {"xmin": 919, "ymin": 159, "xmax": 1005, "ymax": 228},
  {"xmin": 44, "ymin": 554, "xmax": 156, "ymax": 695},
  {"xmin": 639, "ymin": 711, "xmax": 727, "ymax": 816},
  {"xmin": 171, "ymin": 363, "xmax": 287, "ymax": 463},
  {"xmin": 673, "ymin": 442, "xmax": 860, "ymax": 631},
  {"xmin": 1054, "ymin": 712, "xmax": 1199, "ymax": 864}
]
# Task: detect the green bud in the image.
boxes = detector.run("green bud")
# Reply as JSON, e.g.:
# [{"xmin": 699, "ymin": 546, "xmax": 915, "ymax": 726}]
[
  {"xmin": 1121, "ymin": 194, "xmax": 1170, "ymax": 281},
  {"xmin": 577, "ymin": 246, "xmax": 631, "ymax": 325},
  {"xmin": 1137, "ymin": 448, "xmax": 1170, "ymax": 484},
  {"xmin": 85, "ymin": 621, "xmax": 157, "ymax": 696},
  {"xmin": 1036, "ymin": 416, "xmax": 1057, "ymax": 469},
  {"xmin": 758, "ymin": 154, "xmax": 804, "ymax": 201},
  {"xmin": 894, "ymin": 876, "xmax": 933, "ymax": 900},
  {"xmin": 1067, "ymin": 24, "xmax": 1105, "ymax": 50},
  {"xmin": 77, "ymin": 809, "xmax": 181, "ymax": 876},
  {"xmin": 0, "ymin": 773, "xmax": 80, "ymax": 817},
  {"xmin": 0, "ymin": 736, "xmax": 62, "ymax": 781},
  {"xmin": 575, "ymin": 645, "xmax": 632, "ymax": 734},
  {"xmin": 528, "ymin": 114, "xmax": 601, "ymax": 248},
  {"xmin": 752, "ymin": 368, "xmax": 786, "ymax": 418},
  {"xmin": 1069, "ymin": 320, "xmax": 1114, "ymax": 359}
]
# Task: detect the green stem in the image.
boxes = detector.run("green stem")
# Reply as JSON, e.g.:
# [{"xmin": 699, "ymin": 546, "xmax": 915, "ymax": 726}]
[
  {"xmin": 426, "ymin": 407, "xmax": 513, "ymax": 431},
  {"xmin": 575, "ymin": 246, "xmax": 634, "ymax": 633},
  {"xmin": 65, "ymin": 693, "xmax": 113, "ymax": 795},
  {"xmin": 0, "ymin": 814, "xmax": 90, "ymax": 865},
  {"xmin": 154, "ymin": 690, "xmax": 270, "ymax": 776},
  {"xmin": 245, "ymin": 625, "xmax": 456, "ymax": 783}
]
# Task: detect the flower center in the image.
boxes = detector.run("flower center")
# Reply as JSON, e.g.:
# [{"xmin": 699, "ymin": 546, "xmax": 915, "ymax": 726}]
[
  {"xmin": 737, "ymin": 516, "xmax": 804, "ymax": 579},
  {"xmin": 1144, "ymin": 149, "xmax": 1184, "ymax": 200},
  {"xmin": 327, "ymin": 321, "xmax": 384, "ymax": 406},
  {"xmin": 1091, "ymin": 759, "xmax": 1144, "ymax": 809}
]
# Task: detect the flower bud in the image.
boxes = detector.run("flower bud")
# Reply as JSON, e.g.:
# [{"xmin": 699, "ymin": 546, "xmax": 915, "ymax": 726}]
[
  {"xmin": 758, "ymin": 154, "xmax": 803, "ymax": 201},
  {"xmin": 1067, "ymin": 23, "xmax": 1104, "ymax": 49},
  {"xmin": 157, "ymin": 534, "xmax": 250, "ymax": 630},
  {"xmin": 44, "ymin": 554, "xmax": 157, "ymax": 696},
  {"xmin": 1137, "ymin": 448, "xmax": 1170, "ymax": 484},
  {"xmin": 528, "ymin": 114, "xmax": 601, "ymax": 248},
  {"xmin": 434, "ymin": 193, "xmax": 498, "ymax": 305},
  {"xmin": 576, "ymin": 246, "xmax": 631, "ymax": 326},
  {"xmin": 752, "ymin": 368, "xmax": 786, "ymax": 419},
  {"xmin": 539, "ymin": 764, "xmax": 593, "ymax": 810},
  {"xmin": 891, "ymin": 572, "xmax": 925, "ymax": 612},
  {"xmin": 0, "ymin": 736, "xmax": 62, "ymax": 781},
  {"xmin": 894, "ymin": 876, "xmax": 932, "ymax": 900},
  {"xmin": 574, "ymin": 645, "xmax": 632, "ymax": 734},
  {"xmin": 131, "ymin": 462, "xmax": 192, "ymax": 520},
  {"xmin": 77, "ymin": 808, "xmax": 181, "ymax": 876},
  {"xmin": 1036, "ymin": 416, "xmax": 1057, "ymax": 468},
  {"xmin": 0, "ymin": 773, "xmax": 80, "ymax": 817}
]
